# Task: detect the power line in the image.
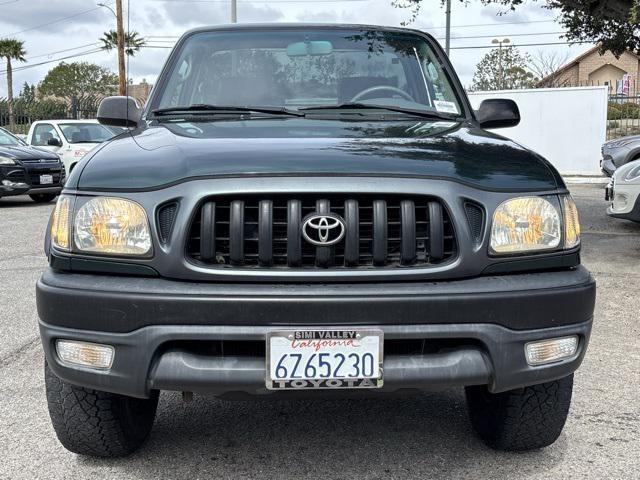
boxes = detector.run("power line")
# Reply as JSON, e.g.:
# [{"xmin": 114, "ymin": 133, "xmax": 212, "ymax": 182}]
[
  {"xmin": 2, "ymin": 2, "xmax": 114, "ymax": 37},
  {"xmin": 0, "ymin": 48, "xmax": 103, "ymax": 76},
  {"xmin": 450, "ymin": 40, "xmax": 592, "ymax": 50},
  {"xmin": 428, "ymin": 19, "xmax": 556, "ymax": 29},
  {"xmin": 0, "ymin": 34, "xmax": 592, "ymax": 77},
  {"xmin": 27, "ymin": 43, "xmax": 101, "ymax": 60},
  {"xmin": 143, "ymin": 28, "xmax": 566, "ymax": 42},
  {"xmin": 437, "ymin": 31, "xmax": 565, "ymax": 41},
  {"xmin": 143, "ymin": 32, "xmax": 568, "ymax": 45}
]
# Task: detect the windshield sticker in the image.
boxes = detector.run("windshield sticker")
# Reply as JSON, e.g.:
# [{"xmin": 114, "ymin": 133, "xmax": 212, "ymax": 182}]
[{"xmin": 434, "ymin": 100, "xmax": 458, "ymax": 114}]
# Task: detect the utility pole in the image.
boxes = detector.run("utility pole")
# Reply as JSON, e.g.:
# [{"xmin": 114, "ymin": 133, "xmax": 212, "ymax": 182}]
[
  {"xmin": 116, "ymin": 0, "xmax": 126, "ymax": 95},
  {"xmin": 445, "ymin": 0, "xmax": 451, "ymax": 56},
  {"xmin": 491, "ymin": 38, "xmax": 510, "ymax": 90},
  {"xmin": 231, "ymin": 0, "xmax": 237, "ymax": 22}
]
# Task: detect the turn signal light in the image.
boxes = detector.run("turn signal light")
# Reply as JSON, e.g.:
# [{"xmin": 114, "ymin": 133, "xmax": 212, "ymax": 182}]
[
  {"xmin": 56, "ymin": 340, "xmax": 114, "ymax": 370},
  {"xmin": 525, "ymin": 336, "xmax": 578, "ymax": 366},
  {"xmin": 563, "ymin": 196, "xmax": 580, "ymax": 249},
  {"xmin": 51, "ymin": 195, "xmax": 72, "ymax": 251}
]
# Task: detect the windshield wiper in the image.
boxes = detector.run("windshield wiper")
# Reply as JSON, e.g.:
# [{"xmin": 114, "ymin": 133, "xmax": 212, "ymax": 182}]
[
  {"xmin": 299, "ymin": 103, "xmax": 457, "ymax": 120},
  {"xmin": 152, "ymin": 104, "xmax": 304, "ymax": 117}
]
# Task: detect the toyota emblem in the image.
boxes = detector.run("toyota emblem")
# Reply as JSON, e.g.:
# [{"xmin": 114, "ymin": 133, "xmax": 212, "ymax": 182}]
[{"xmin": 302, "ymin": 213, "xmax": 346, "ymax": 246}]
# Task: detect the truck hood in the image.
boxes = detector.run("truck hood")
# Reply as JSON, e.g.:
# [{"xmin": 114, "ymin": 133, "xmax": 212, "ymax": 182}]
[
  {"xmin": 0, "ymin": 144, "xmax": 59, "ymax": 161},
  {"xmin": 74, "ymin": 118, "xmax": 562, "ymax": 192}
]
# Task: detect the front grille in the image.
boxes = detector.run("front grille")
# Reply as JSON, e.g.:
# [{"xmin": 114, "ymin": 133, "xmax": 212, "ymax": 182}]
[
  {"xmin": 6, "ymin": 170, "xmax": 27, "ymax": 182},
  {"xmin": 187, "ymin": 195, "xmax": 456, "ymax": 269},
  {"xmin": 20, "ymin": 158, "xmax": 58, "ymax": 164},
  {"xmin": 28, "ymin": 172, "xmax": 62, "ymax": 185}
]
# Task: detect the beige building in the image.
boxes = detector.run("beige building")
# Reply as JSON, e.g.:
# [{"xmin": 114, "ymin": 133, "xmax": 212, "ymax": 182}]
[
  {"xmin": 127, "ymin": 80, "xmax": 152, "ymax": 105},
  {"xmin": 537, "ymin": 45, "xmax": 640, "ymax": 92}
]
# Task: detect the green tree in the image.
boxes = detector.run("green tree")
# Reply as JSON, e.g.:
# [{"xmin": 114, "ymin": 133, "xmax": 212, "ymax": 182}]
[
  {"xmin": 99, "ymin": 30, "xmax": 146, "ymax": 57},
  {"xmin": 16, "ymin": 82, "xmax": 67, "ymax": 123},
  {"xmin": 19, "ymin": 82, "xmax": 36, "ymax": 102},
  {"xmin": 393, "ymin": 0, "xmax": 639, "ymax": 56},
  {"xmin": 0, "ymin": 38, "xmax": 26, "ymax": 130},
  {"xmin": 38, "ymin": 62, "xmax": 118, "ymax": 104},
  {"xmin": 471, "ymin": 47, "xmax": 538, "ymax": 91}
]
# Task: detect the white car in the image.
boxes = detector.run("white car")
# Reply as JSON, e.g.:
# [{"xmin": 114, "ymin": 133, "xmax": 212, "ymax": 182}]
[
  {"xmin": 605, "ymin": 158, "xmax": 640, "ymax": 222},
  {"xmin": 26, "ymin": 119, "xmax": 125, "ymax": 174}
]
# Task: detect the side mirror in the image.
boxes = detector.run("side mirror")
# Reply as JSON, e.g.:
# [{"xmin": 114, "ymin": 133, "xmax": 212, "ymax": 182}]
[
  {"xmin": 47, "ymin": 138, "xmax": 62, "ymax": 147},
  {"xmin": 475, "ymin": 99, "xmax": 520, "ymax": 129},
  {"xmin": 97, "ymin": 96, "xmax": 142, "ymax": 128}
]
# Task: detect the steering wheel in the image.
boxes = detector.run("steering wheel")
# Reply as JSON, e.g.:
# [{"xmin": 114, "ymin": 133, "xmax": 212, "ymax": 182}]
[{"xmin": 350, "ymin": 85, "xmax": 415, "ymax": 103}]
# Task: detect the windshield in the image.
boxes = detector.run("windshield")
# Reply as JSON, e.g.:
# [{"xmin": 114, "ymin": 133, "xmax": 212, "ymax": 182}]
[
  {"xmin": 155, "ymin": 28, "xmax": 463, "ymax": 116},
  {"xmin": 0, "ymin": 128, "xmax": 24, "ymax": 146},
  {"xmin": 58, "ymin": 123, "xmax": 117, "ymax": 144}
]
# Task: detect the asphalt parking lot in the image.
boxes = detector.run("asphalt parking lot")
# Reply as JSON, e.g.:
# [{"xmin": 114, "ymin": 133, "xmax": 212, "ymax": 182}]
[{"xmin": 0, "ymin": 183, "xmax": 638, "ymax": 479}]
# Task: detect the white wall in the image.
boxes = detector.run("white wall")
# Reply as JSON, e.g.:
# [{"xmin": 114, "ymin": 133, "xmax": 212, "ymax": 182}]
[{"xmin": 468, "ymin": 86, "xmax": 608, "ymax": 175}]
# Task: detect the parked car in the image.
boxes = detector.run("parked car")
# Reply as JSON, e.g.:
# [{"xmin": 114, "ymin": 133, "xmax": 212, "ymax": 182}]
[
  {"xmin": 39, "ymin": 24, "xmax": 595, "ymax": 457},
  {"xmin": 26, "ymin": 119, "xmax": 122, "ymax": 174},
  {"xmin": 0, "ymin": 126, "xmax": 64, "ymax": 203},
  {"xmin": 605, "ymin": 158, "xmax": 640, "ymax": 221},
  {"xmin": 600, "ymin": 134, "xmax": 640, "ymax": 176}
]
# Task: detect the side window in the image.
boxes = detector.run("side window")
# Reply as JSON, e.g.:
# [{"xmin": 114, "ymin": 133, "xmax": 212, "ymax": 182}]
[{"xmin": 32, "ymin": 124, "xmax": 61, "ymax": 146}]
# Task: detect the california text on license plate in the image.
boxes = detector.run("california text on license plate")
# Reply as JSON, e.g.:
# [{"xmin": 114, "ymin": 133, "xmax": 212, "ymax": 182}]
[{"xmin": 266, "ymin": 329, "xmax": 383, "ymax": 390}]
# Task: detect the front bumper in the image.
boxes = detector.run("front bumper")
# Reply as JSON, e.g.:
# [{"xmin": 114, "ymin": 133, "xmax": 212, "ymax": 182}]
[
  {"xmin": 0, "ymin": 162, "xmax": 64, "ymax": 197},
  {"xmin": 606, "ymin": 181, "xmax": 640, "ymax": 222},
  {"xmin": 37, "ymin": 266, "xmax": 596, "ymax": 398}
]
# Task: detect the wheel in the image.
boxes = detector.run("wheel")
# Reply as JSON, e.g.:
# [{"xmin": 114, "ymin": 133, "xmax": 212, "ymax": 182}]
[
  {"xmin": 45, "ymin": 362, "xmax": 159, "ymax": 457},
  {"xmin": 29, "ymin": 193, "xmax": 57, "ymax": 203},
  {"xmin": 465, "ymin": 374, "xmax": 573, "ymax": 451}
]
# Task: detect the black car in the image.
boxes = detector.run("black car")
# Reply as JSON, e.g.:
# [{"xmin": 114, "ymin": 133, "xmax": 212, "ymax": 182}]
[
  {"xmin": 38, "ymin": 24, "xmax": 595, "ymax": 457},
  {"xmin": 0, "ymin": 127, "xmax": 64, "ymax": 203}
]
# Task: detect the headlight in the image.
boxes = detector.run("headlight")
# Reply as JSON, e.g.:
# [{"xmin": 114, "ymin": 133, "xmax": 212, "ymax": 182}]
[
  {"xmin": 490, "ymin": 197, "xmax": 561, "ymax": 254},
  {"xmin": 51, "ymin": 195, "xmax": 72, "ymax": 250},
  {"xmin": 624, "ymin": 163, "xmax": 640, "ymax": 181},
  {"xmin": 0, "ymin": 155, "xmax": 16, "ymax": 165},
  {"xmin": 562, "ymin": 195, "xmax": 580, "ymax": 249},
  {"xmin": 74, "ymin": 197, "xmax": 151, "ymax": 255}
]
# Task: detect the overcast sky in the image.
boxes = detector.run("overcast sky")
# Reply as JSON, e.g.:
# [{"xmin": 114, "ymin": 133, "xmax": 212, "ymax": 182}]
[{"xmin": 0, "ymin": 0, "xmax": 594, "ymax": 97}]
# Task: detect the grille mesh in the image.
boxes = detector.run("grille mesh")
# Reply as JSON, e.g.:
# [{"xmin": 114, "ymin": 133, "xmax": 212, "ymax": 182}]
[
  {"xmin": 464, "ymin": 202, "xmax": 485, "ymax": 245},
  {"xmin": 157, "ymin": 202, "xmax": 178, "ymax": 244}
]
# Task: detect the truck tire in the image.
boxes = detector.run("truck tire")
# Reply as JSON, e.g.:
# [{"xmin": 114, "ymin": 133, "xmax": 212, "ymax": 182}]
[
  {"xmin": 45, "ymin": 362, "xmax": 159, "ymax": 457},
  {"xmin": 465, "ymin": 374, "xmax": 573, "ymax": 451}
]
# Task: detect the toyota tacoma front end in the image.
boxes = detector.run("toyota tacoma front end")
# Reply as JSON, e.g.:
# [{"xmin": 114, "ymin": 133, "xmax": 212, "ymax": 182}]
[{"xmin": 37, "ymin": 24, "xmax": 595, "ymax": 457}]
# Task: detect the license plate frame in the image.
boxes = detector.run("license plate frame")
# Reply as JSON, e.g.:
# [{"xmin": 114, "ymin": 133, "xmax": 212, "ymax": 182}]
[
  {"xmin": 265, "ymin": 329, "xmax": 384, "ymax": 390},
  {"xmin": 39, "ymin": 174, "xmax": 53, "ymax": 185}
]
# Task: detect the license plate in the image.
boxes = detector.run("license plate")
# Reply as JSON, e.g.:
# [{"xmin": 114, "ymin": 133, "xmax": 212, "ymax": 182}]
[
  {"xmin": 266, "ymin": 329, "xmax": 383, "ymax": 390},
  {"xmin": 40, "ymin": 174, "xmax": 53, "ymax": 184}
]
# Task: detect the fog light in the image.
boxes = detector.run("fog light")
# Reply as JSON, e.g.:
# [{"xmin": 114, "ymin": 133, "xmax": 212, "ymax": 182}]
[
  {"xmin": 613, "ymin": 193, "xmax": 628, "ymax": 209},
  {"xmin": 56, "ymin": 340, "xmax": 114, "ymax": 370},
  {"xmin": 525, "ymin": 336, "xmax": 578, "ymax": 366}
]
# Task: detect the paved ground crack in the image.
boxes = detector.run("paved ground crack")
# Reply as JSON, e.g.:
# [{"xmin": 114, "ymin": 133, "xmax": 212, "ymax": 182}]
[{"xmin": 0, "ymin": 336, "xmax": 41, "ymax": 368}]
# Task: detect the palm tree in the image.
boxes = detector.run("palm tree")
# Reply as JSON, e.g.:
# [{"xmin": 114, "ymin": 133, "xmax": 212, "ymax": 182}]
[
  {"xmin": 99, "ymin": 30, "xmax": 146, "ymax": 57},
  {"xmin": 0, "ymin": 38, "xmax": 26, "ymax": 130}
]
